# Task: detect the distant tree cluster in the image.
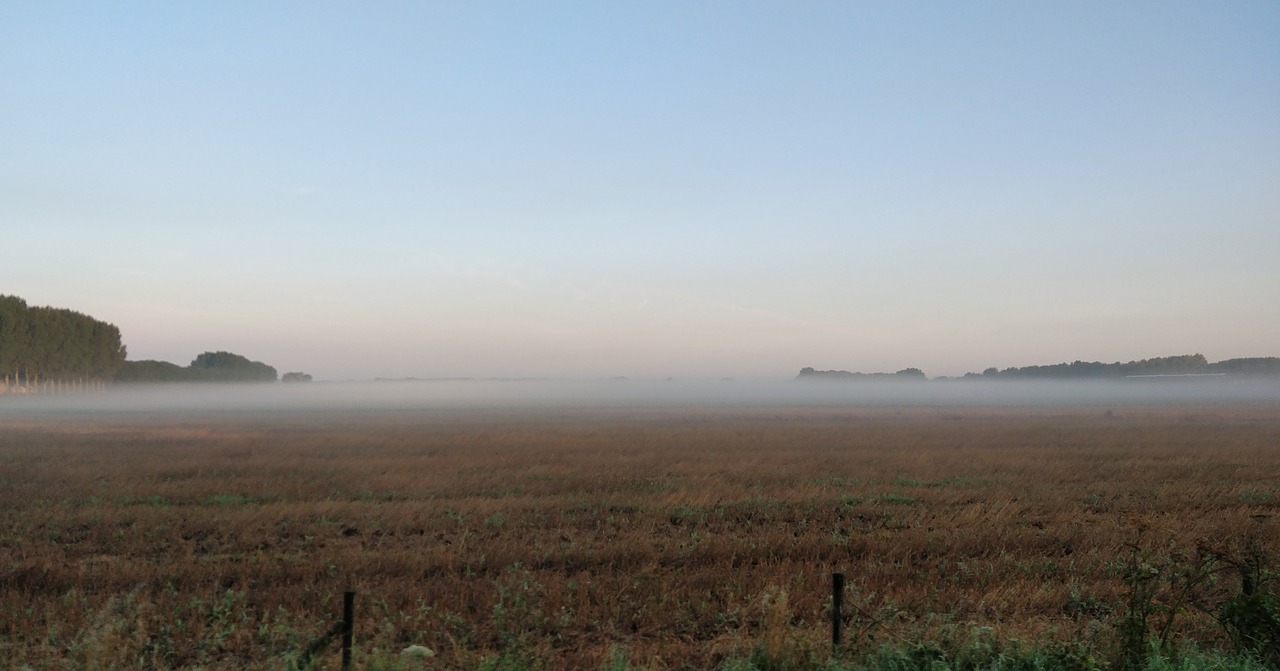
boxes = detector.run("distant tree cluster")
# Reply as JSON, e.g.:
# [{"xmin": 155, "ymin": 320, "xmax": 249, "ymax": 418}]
[
  {"xmin": 1206, "ymin": 357, "xmax": 1280, "ymax": 376},
  {"xmin": 964, "ymin": 354, "xmax": 1280, "ymax": 379},
  {"xmin": 796, "ymin": 367, "xmax": 927, "ymax": 380},
  {"xmin": 0, "ymin": 295, "xmax": 126, "ymax": 389},
  {"xmin": 116, "ymin": 351, "xmax": 279, "ymax": 383},
  {"xmin": 189, "ymin": 351, "xmax": 278, "ymax": 382},
  {"xmin": 799, "ymin": 355, "xmax": 1280, "ymax": 382}
]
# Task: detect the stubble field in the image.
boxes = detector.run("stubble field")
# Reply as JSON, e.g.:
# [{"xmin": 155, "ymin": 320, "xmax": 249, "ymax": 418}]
[{"xmin": 1, "ymin": 400, "xmax": 1278, "ymax": 670}]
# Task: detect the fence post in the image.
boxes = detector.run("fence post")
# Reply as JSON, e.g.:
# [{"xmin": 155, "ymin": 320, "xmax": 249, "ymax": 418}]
[
  {"xmin": 342, "ymin": 589, "xmax": 355, "ymax": 670},
  {"xmin": 832, "ymin": 572, "xmax": 845, "ymax": 655}
]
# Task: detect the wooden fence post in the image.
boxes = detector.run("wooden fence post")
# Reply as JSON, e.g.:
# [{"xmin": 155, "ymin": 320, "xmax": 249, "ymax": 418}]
[
  {"xmin": 342, "ymin": 589, "xmax": 355, "ymax": 670},
  {"xmin": 832, "ymin": 572, "xmax": 845, "ymax": 655}
]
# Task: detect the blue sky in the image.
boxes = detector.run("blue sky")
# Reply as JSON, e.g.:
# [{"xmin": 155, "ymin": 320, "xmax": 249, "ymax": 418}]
[{"xmin": 3, "ymin": 2, "xmax": 1278, "ymax": 380}]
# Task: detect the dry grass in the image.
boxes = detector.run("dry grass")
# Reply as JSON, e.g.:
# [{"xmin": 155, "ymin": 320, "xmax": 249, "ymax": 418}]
[{"xmin": 1, "ymin": 403, "xmax": 1277, "ymax": 669}]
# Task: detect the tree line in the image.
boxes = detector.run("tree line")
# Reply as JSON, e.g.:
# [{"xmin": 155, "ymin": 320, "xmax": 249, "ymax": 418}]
[
  {"xmin": 1, "ymin": 295, "xmax": 308, "ymax": 392},
  {"xmin": 0, "ymin": 295, "xmax": 126, "ymax": 390},
  {"xmin": 115, "ymin": 351, "xmax": 279, "ymax": 383},
  {"xmin": 965, "ymin": 354, "xmax": 1280, "ymax": 379},
  {"xmin": 796, "ymin": 367, "xmax": 927, "ymax": 380},
  {"xmin": 797, "ymin": 354, "xmax": 1280, "ymax": 381}
]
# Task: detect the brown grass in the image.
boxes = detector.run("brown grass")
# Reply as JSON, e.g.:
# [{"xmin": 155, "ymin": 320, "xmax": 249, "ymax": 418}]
[{"xmin": 1, "ymin": 403, "xmax": 1277, "ymax": 669}]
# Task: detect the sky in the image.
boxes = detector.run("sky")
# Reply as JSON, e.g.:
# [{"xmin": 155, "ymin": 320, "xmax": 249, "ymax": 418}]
[{"xmin": 3, "ymin": 2, "xmax": 1278, "ymax": 381}]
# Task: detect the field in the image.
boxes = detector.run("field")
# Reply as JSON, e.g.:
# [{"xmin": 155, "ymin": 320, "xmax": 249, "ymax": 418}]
[{"xmin": 2, "ymin": 399, "xmax": 1278, "ymax": 670}]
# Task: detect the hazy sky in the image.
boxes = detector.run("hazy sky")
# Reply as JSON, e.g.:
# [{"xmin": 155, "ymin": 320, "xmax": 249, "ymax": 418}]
[{"xmin": 4, "ymin": 2, "xmax": 1278, "ymax": 380}]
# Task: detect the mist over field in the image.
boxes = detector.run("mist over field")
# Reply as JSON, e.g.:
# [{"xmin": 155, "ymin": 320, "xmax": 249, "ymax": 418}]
[
  {"xmin": 3, "ymin": 377, "xmax": 1278, "ymax": 417},
  {"xmin": 4, "ymin": 5, "xmax": 1279, "ymax": 668}
]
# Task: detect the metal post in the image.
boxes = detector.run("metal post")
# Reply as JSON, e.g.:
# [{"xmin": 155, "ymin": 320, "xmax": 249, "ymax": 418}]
[
  {"xmin": 832, "ymin": 572, "xmax": 845, "ymax": 654},
  {"xmin": 341, "ymin": 589, "xmax": 355, "ymax": 670}
]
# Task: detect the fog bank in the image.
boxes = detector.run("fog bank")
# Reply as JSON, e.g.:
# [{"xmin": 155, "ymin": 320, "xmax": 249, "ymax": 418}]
[{"xmin": 2, "ymin": 377, "xmax": 1278, "ymax": 417}]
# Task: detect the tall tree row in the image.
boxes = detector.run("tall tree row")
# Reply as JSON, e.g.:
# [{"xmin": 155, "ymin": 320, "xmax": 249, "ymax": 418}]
[{"xmin": 0, "ymin": 295, "xmax": 127, "ymax": 389}]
